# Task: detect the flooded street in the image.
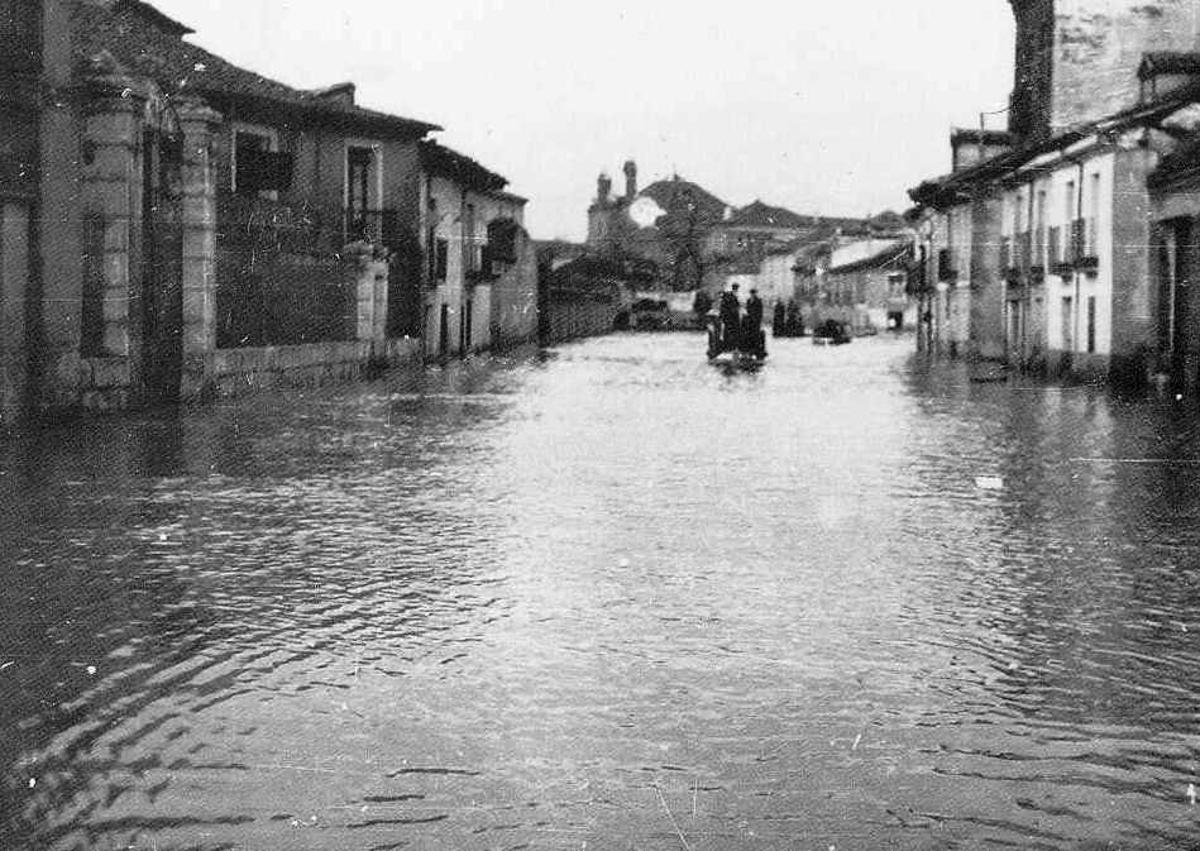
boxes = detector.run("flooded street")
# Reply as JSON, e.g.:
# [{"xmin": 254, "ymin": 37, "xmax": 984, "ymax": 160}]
[{"xmin": 6, "ymin": 331, "xmax": 1200, "ymax": 849}]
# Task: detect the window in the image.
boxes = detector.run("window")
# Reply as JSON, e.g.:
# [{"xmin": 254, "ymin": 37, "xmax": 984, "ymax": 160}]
[
  {"xmin": 1086, "ymin": 173, "xmax": 1101, "ymax": 257},
  {"xmin": 1087, "ymin": 295, "xmax": 1096, "ymax": 353},
  {"xmin": 464, "ymin": 202, "xmax": 481, "ymax": 274},
  {"xmin": 434, "ymin": 238, "xmax": 449, "ymax": 281},
  {"xmin": 345, "ymin": 143, "xmax": 381, "ymax": 243},
  {"xmin": 233, "ymin": 128, "xmax": 290, "ymax": 195},
  {"xmin": 0, "ymin": 0, "xmax": 39, "ymax": 73},
  {"xmin": 1035, "ymin": 189, "xmax": 1046, "ymax": 266}
]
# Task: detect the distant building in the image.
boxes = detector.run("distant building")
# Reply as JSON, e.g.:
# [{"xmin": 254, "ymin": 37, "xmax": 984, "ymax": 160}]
[
  {"xmin": 418, "ymin": 141, "xmax": 537, "ymax": 358},
  {"xmin": 585, "ymin": 160, "xmax": 875, "ymax": 295}
]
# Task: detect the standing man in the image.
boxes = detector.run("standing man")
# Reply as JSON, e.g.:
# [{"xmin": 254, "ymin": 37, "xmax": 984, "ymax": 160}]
[
  {"xmin": 719, "ymin": 283, "xmax": 742, "ymax": 351},
  {"xmin": 743, "ymin": 288, "xmax": 765, "ymax": 356}
]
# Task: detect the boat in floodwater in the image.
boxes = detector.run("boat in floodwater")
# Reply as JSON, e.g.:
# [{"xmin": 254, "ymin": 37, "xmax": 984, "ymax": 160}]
[{"xmin": 706, "ymin": 314, "xmax": 767, "ymax": 367}]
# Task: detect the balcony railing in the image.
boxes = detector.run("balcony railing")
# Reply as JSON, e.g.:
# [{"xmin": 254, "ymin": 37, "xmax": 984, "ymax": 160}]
[
  {"xmin": 346, "ymin": 207, "xmax": 403, "ymax": 249},
  {"xmin": 1069, "ymin": 217, "xmax": 1099, "ymax": 271}
]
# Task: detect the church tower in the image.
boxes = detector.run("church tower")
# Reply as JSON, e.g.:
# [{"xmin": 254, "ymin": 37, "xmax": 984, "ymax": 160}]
[{"xmin": 1008, "ymin": 0, "xmax": 1200, "ymax": 142}]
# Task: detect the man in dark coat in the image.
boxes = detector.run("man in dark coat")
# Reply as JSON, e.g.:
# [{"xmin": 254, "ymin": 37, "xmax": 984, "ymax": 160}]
[
  {"xmin": 719, "ymin": 284, "xmax": 742, "ymax": 350},
  {"xmin": 743, "ymin": 288, "xmax": 765, "ymax": 355}
]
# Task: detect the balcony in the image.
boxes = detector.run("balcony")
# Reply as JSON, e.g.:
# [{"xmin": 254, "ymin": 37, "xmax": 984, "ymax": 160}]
[
  {"xmin": 1069, "ymin": 218, "xmax": 1099, "ymax": 271},
  {"xmin": 1047, "ymin": 225, "xmax": 1073, "ymax": 277},
  {"xmin": 345, "ymin": 208, "xmax": 403, "ymax": 249}
]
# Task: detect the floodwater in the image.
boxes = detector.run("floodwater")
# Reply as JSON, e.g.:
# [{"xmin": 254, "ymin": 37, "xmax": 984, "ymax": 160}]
[{"xmin": 4, "ymin": 332, "xmax": 1200, "ymax": 850}]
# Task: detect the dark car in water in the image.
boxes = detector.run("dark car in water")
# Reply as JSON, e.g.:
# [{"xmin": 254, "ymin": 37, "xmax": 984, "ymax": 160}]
[{"xmin": 631, "ymin": 298, "xmax": 671, "ymax": 330}]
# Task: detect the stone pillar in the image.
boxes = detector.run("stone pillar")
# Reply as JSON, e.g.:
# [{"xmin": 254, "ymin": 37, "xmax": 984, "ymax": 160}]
[
  {"xmin": 355, "ymin": 255, "xmax": 389, "ymax": 354},
  {"xmin": 79, "ymin": 88, "xmax": 144, "ymax": 362},
  {"xmin": 176, "ymin": 98, "xmax": 221, "ymax": 399},
  {"xmin": 968, "ymin": 193, "xmax": 1006, "ymax": 364}
]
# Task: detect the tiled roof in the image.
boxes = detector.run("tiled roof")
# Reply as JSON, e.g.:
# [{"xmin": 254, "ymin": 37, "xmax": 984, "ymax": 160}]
[
  {"xmin": 639, "ymin": 176, "xmax": 728, "ymax": 223},
  {"xmin": 73, "ymin": 0, "xmax": 440, "ymax": 138},
  {"xmin": 1149, "ymin": 136, "xmax": 1200, "ymax": 189},
  {"xmin": 725, "ymin": 200, "xmax": 808, "ymax": 229},
  {"xmin": 1139, "ymin": 52, "xmax": 1200, "ymax": 80},
  {"xmin": 827, "ymin": 240, "xmax": 912, "ymax": 275},
  {"xmin": 419, "ymin": 140, "xmax": 508, "ymax": 193},
  {"xmin": 910, "ymin": 81, "xmax": 1200, "ymax": 208}
]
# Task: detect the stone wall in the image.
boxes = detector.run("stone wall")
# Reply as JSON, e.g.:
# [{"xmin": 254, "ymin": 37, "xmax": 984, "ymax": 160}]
[
  {"xmin": 490, "ymin": 234, "xmax": 539, "ymax": 349},
  {"xmin": 197, "ymin": 336, "xmax": 420, "ymax": 399}
]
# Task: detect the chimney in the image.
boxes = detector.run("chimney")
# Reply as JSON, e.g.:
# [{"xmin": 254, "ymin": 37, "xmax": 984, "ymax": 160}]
[
  {"xmin": 623, "ymin": 159, "xmax": 637, "ymax": 200},
  {"xmin": 597, "ymin": 172, "xmax": 612, "ymax": 202}
]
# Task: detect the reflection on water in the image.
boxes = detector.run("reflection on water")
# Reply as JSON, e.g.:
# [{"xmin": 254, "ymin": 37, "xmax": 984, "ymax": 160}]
[{"xmin": 5, "ymin": 334, "xmax": 1200, "ymax": 848}]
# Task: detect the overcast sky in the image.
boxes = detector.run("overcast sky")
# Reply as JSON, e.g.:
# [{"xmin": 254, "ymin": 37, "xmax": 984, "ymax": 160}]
[{"xmin": 148, "ymin": 0, "xmax": 1016, "ymax": 240}]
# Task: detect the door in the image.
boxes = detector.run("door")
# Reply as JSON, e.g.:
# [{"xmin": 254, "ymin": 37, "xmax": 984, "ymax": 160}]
[{"xmin": 141, "ymin": 131, "xmax": 183, "ymax": 404}]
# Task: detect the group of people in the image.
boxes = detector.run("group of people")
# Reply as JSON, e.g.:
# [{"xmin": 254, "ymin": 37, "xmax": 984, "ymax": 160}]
[
  {"xmin": 772, "ymin": 299, "xmax": 804, "ymax": 337},
  {"xmin": 716, "ymin": 283, "xmax": 767, "ymax": 357}
]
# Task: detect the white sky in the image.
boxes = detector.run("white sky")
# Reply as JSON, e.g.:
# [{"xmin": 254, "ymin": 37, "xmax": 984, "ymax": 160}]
[{"xmin": 148, "ymin": 0, "xmax": 1016, "ymax": 240}]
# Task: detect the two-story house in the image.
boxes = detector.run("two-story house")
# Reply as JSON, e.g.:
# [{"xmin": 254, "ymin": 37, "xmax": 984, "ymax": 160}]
[{"xmin": 418, "ymin": 140, "xmax": 537, "ymax": 358}]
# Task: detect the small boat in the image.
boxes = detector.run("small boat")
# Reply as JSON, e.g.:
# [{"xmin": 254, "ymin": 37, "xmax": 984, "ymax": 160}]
[{"xmin": 706, "ymin": 315, "xmax": 767, "ymax": 367}]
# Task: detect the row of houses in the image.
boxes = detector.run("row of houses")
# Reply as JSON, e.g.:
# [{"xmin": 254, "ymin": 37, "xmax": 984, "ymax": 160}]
[
  {"xmin": 909, "ymin": 0, "xmax": 1200, "ymax": 393},
  {"xmin": 1, "ymin": 0, "xmax": 539, "ymax": 426},
  {"xmin": 583, "ymin": 160, "xmax": 922, "ymax": 330},
  {"xmin": 705, "ymin": 216, "xmax": 919, "ymax": 334}
]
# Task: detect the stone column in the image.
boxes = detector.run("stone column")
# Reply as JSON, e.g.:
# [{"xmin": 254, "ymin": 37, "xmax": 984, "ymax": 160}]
[
  {"xmin": 355, "ymin": 254, "xmax": 389, "ymax": 356},
  {"xmin": 79, "ymin": 87, "xmax": 144, "ymax": 362},
  {"xmin": 176, "ymin": 98, "xmax": 222, "ymax": 399},
  {"xmin": 968, "ymin": 193, "xmax": 1006, "ymax": 364}
]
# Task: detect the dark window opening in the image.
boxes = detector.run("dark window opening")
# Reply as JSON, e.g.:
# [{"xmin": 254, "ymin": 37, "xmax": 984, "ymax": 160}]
[
  {"xmin": 434, "ymin": 238, "xmax": 449, "ymax": 281},
  {"xmin": 0, "ymin": 0, "xmax": 39, "ymax": 73},
  {"xmin": 235, "ymin": 131, "xmax": 292, "ymax": 194},
  {"xmin": 1087, "ymin": 295, "xmax": 1096, "ymax": 353}
]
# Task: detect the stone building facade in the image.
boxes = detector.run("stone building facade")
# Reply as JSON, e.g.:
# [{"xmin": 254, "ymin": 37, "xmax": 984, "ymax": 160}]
[{"xmin": 0, "ymin": 1, "xmax": 536, "ymax": 424}]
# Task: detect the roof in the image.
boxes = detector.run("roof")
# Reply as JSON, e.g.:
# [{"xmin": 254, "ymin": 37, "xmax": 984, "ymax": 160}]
[
  {"xmin": 419, "ymin": 140, "xmax": 508, "ymax": 193},
  {"xmin": 1139, "ymin": 52, "xmax": 1200, "ymax": 80},
  {"xmin": 74, "ymin": 0, "xmax": 440, "ymax": 138},
  {"xmin": 724, "ymin": 200, "xmax": 808, "ymax": 229},
  {"xmin": 950, "ymin": 127, "xmax": 1015, "ymax": 147},
  {"xmin": 909, "ymin": 79, "xmax": 1200, "ymax": 208},
  {"xmin": 639, "ymin": 176, "xmax": 728, "ymax": 223},
  {"xmin": 1149, "ymin": 136, "xmax": 1200, "ymax": 189},
  {"xmin": 827, "ymin": 240, "xmax": 912, "ymax": 275}
]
